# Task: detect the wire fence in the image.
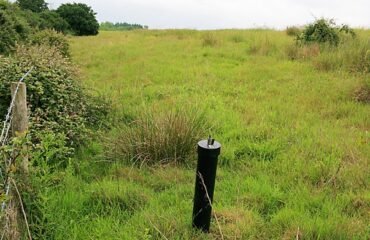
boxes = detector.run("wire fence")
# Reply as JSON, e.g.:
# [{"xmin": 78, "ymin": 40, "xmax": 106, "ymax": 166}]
[
  {"xmin": 0, "ymin": 67, "xmax": 33, "ymax": 239},
  {"xmin": 0, "ymin": 67, "xmax": 33, "ymax": 147}
]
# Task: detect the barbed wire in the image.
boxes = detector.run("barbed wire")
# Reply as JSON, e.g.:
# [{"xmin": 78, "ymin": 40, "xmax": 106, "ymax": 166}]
[
  {"xmin": 0, "ymin": 67, "xmax": 34, "ymax": 147},
  {"xmin": 0, "ymin": 67, "xmax": 33, "ymax": 218}
]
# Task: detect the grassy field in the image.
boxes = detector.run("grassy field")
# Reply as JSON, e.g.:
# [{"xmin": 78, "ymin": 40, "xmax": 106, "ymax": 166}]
[{"xmin": 39, "ymin": 30, "xmax": 369, "ymax": 239}]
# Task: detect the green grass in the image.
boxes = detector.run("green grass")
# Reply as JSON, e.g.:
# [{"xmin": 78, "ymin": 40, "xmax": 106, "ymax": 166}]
[{"xmin": 38, "ymin": 30, "xmax": 369, "ymax": 239}]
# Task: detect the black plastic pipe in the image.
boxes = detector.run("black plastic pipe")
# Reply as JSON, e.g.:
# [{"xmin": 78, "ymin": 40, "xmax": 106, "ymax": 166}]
[{"xmin": 192, "ymin": 137, "xmax": 221, "ymax": 232}]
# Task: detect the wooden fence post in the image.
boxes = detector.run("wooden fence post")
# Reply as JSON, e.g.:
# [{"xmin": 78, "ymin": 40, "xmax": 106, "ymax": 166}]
[
  {"xmin": 6, "ymin": 82, "xmax": 29, "ymax": 239},
  {"xmin": 11, "ymin": 82, "xmax": 28, "ymax": 173}
]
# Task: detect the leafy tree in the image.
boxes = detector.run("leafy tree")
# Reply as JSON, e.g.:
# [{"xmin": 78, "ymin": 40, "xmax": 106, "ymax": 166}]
[
  {"xmin": 57, "ymin": 3, "xmax": 99, "ymax": 36},
  {"xmin": 16, "ymin": 0, "xmax": 48, "ymax": 13}
]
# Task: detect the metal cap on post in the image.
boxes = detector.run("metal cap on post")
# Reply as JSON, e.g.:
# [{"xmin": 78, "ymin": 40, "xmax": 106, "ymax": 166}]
[{"xmin": 192, "ymin": 136, "xmax": 221, "ymax": 232}]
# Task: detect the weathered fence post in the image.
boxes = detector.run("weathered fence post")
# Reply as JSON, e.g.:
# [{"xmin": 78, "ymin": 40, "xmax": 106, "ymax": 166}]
[
  {"xmin": 11, "ymin": 82, "xmax": 28, "ymax": 173},
  {"xmin": 192, "ymin": 136, "xmax": 221, "ymax": 232},
  {"xmin": 7, "ymin": 82, "xmax": 29, "ymax": 239}
]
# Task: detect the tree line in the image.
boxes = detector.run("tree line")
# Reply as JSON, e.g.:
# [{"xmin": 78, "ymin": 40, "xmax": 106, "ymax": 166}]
[
  {"xmin": 19, "ymin": 0, "xmax": 99, "ymax": 35},
  {"xmin": 0, "ymin": 0, "xmax": 100, "ymax": 54},
  {"xmin": 100, "ymin": 21, "xmax": 148, "ymax": 31},
  {"xmin": 1, "ymin": 0, "xmax": 99, "ymax": 36}
]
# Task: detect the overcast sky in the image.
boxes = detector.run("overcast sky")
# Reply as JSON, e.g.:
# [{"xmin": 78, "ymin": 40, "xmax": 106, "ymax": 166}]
[{"xmin": 45, "ymin": 0, "xmax": 369, "ymax": 29}]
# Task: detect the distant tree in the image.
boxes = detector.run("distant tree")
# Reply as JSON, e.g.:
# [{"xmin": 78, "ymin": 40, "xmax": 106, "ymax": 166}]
[
  {"xmin": 16, "ymin": 0, "xmax": 48, "ymax": 13},
  {"xmin": 100, "ymin": 21, "xmax": 114, "ymax": 30},
  {"xmin": 56, "ymin": 3, "xmax": 99, "ymax": 36},
  {"xmin": 100, "ymin": 21, "xmax": 148, "ymax": 31}
]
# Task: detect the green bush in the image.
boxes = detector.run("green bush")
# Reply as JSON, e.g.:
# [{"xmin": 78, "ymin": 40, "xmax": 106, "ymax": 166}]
[
  {"xmin": 0, "ymin": 0, "xmax": 30, "ymax": 54},
  {"xmin": 105, "ymin": 108, "xmax": 208, "ymax": 166},
  {"xmin": 17, "ymin": 8, "xmax": 43, "ymax": 28},
  {"xmin": 31, "ymin": 131, "xmax": 74, "ymax": 170},
  {"xmin": 297, "ymin": 18, "xmax": 355, "ymax": 46},
  {"xmin": 29, "ymin": 29, "xmax": 70, "ymax": 57},
  {"xmin": 0, "ymin": 44, "xmax": 108, "ymax": 148}
]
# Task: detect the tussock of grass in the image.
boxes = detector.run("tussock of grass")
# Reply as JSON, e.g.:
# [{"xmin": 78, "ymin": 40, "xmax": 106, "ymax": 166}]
[
  {"xmin": 202, "ymin": 32, "xmax": 219, "ymax": 47},
  {"xmin": 353, "ymin": 81, "xmax": 370, "ymax": 103},
  {"xmin": 248, "ymin": 36, "xmax": 278, "ymax": 56},
  {"xmin": 105, "ymin": 108, "xmax": 208, "ymax": 166},
  {"xmin": 230, "ymin": 34, "xmax": 245, "ymax": 43}
]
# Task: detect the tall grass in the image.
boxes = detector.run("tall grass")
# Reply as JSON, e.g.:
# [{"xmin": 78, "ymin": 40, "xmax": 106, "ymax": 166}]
[
  {"xmin": 286, "ymin": 30, "xmax": 370, "ymax": 74},
  {"xmin": 105, "ymin": 108, "xmax": 208, "ymax": 166},
  {"xmin": 313, "ymin": 37, "xmax": 370, "ymax": 73},
  {"xmin": 248, "ymin": 36, "xmax": 278, "ymax": 56},
  {"xmin": 285, "ymin": 43, "xmax": 320, "ymax": 60},
  {"xmin": 202, "ymin": 32, "xmax": 218, "ymax": 47},
  {"xmin": 285, "ymin": 26, "xmax": 302, "ymax": 37}
]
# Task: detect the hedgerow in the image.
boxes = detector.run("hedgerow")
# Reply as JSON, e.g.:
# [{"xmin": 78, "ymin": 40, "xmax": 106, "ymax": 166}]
[
  {"xmin": 0, "ymin": 44, "xmax": 109, "ymax": 151},
  {"xmin": 29, "ymin": 29, "xmax": 70, "ymax": 57}
]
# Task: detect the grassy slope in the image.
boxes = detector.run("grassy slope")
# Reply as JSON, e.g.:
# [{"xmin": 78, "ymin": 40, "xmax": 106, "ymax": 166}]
[{"xmin": 46, "ymin": 30, "xmax": 369, "ymax": 239}]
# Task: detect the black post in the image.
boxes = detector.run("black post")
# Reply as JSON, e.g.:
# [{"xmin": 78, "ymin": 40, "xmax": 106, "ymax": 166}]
[{"xmin": 192, "ymin": 136, "xmax": 221, "ymax": 232}]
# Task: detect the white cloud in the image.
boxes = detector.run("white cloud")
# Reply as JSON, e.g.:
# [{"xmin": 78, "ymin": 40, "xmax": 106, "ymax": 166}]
[{"xmin": 46, "ymin": 0, "xmax": 370, "ymax": 29}]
